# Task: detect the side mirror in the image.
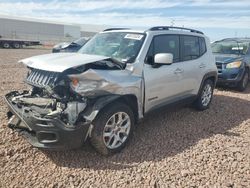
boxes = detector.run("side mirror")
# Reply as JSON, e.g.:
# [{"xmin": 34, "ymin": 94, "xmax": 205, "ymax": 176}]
[{"xmin": 154, "ymin": 53, "xmax": 173, "ymax": 65}]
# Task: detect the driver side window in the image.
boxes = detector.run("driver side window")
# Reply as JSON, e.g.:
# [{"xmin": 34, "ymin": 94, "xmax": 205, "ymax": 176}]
[{"xmin": 146, "ymin": 35, "xmax": 180, "ymax": 64}]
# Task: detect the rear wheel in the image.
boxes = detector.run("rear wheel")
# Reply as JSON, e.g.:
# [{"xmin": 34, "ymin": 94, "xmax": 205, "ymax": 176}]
[
  {"xmin": 3, "ymin": 42, "xmax": 10, "ymax": 48},
  {"xmin": 237, "ymin": 70, "xmax": 249, "ymax": 91},
  {"xmin": 194, "ymin": 79, "xmax": 214, "ymax": 111},
  {"xmin": 13, "ymin": 43, "xmax": 21, "ymax": 49},
  {"xmin": 90, "ymin": 102, "xmax": 134, "ymax": 155}
]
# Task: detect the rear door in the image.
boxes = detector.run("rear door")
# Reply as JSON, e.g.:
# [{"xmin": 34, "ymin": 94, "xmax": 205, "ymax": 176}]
[{"xmin": 179, "ymin": 35, "xmax": 205, "ymax": 94}]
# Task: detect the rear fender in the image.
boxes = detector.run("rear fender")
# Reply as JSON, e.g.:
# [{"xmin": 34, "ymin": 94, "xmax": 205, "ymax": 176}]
[{"xmin": 197, "ymin": 71, "xmax": 218, "ymax": 96}]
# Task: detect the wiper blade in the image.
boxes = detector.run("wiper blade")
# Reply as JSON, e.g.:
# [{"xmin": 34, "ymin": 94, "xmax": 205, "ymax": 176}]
[
  {"xmin": 71, "ymin": 42, "xmax": 80, "ymax": 46},
  {"xmin": 108, "ymin": 58, "xmax": 126, "ymax": 69}
]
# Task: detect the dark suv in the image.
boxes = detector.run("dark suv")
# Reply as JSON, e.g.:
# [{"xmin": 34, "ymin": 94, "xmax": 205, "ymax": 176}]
[{"xmin": 211, "ymin": 38, "xmax": 250, "ymax": 91}]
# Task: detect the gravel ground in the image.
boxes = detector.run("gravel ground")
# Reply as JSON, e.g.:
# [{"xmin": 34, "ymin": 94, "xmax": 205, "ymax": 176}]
[{"xmin": 0, "ymin": 49, "xmax": 249, "ymax": 188}]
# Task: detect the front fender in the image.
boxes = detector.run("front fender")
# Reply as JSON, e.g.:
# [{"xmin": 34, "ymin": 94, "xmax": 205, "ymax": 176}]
[{"xmin": 83, "ymin": 95, "xmax": 120, "ymax": 121}]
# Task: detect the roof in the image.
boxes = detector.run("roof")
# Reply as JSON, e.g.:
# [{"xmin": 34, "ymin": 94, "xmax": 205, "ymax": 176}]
[
  {"xmin": 102, "ymin": 26, "xmax": 205, "ymax": 35},
  {"xmin": 218, "ymin": 38, "xmax": 250, "ymax": 43}
]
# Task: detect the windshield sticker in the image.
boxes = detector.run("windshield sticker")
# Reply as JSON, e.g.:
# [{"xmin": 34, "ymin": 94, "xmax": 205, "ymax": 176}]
[
  {"xmin": 125, "ymin": 34, "xmax": 144, "ymax": 40},
  {"xmin": 232, "ymin": 47, "xmax": 244, "ymax": 50}
]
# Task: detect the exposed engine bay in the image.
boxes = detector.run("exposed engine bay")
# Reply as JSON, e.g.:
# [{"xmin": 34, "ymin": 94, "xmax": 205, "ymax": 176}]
[{"xmin": 8, "ymin": 90, "xmax": 87, "ymax": 126}]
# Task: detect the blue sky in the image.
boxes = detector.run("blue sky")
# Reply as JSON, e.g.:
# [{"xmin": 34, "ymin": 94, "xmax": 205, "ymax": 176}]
[{"xmin": 0, "ymin": 0, "xmax": 250, "ymax": 41}]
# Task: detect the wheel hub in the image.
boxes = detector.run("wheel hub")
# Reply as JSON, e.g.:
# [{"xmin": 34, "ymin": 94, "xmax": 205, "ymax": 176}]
[{"xmin": 103, "ymin": 112, "xmax": 131, "ymax": 149}]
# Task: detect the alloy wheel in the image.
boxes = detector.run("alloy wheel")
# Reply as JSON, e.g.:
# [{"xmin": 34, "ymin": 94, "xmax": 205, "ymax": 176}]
[
  {"xmin": 201, "ymin": 84, "xmax": 212, "ymax": 107},
  {"xmin": 103, "ymin": 112, "xmax": 131, "ymax": 149}
]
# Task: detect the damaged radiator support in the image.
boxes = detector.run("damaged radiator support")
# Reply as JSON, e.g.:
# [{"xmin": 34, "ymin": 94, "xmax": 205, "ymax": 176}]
[
  {"xmin": 15, "ymin": 97, "xmax": 56, "ymax": 108},
  {"xmin": 10, "ymin": 91, "xmax": 87, "ymax": 126}
]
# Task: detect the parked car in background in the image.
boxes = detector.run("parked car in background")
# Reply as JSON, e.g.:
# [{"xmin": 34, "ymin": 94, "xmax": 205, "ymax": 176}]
[
  {"xmin": 211, "ymin": 38, "xmax": 250, "ymax": 91},
  {"xmin": 5, "ymin": 26, "xmax": 217, "ymax": 155},
  {"xmin": 52, "ymin": 37, "xmax": 88, "ymax": 53}
]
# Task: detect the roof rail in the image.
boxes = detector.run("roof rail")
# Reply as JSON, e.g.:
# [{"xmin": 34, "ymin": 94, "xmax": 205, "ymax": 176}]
[
  {"xmin": 222, "ymin": 37, "xmax": 250, "ymax": 41},
  {"xmin": 103, "ymin": 28, "xmax": 130, "ymax": 32},
  {"xmin": 148, "ymin": 26, "xmax": 204, "ymax": 34}
]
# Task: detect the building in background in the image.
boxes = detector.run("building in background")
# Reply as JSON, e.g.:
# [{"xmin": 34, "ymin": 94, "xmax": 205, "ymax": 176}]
[
  {"xmin": 0, "ymin": 16, "xmax": 105, "ymax": 44},
  {"xmin": 80, "ymin": 24, "xmax": 107, "ymax": 38}
]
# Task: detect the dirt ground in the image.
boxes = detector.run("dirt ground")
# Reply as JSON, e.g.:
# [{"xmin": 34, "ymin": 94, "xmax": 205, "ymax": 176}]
[{"xmin": 0, "ymin": 49, "xmax": 249, "ymax": 188}]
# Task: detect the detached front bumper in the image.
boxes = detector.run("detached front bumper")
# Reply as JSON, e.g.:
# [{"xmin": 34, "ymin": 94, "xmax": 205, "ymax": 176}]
[{"xmin": 5, "ymin": 91, "xmax": 91, "ymax": 150}]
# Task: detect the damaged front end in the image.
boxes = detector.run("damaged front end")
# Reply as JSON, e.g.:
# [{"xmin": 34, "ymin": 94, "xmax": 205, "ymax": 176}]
[
  {"xmin": 5, "ymin": 85, "xmax": 89, "ymax": 149},
  {"xmin": 5, "ymin": 54, "xmax": 142, "ymax": 150}
]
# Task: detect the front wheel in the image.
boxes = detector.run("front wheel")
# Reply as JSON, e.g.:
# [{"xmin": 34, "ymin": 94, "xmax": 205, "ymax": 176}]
[
  {"xmin": 90, "ymin": 102, "xmax": 134, "ymax": 155},
  {"xmin": 194, "ymin": 79, "xmax": 214, "ymax": 111},
  {"xmin": 237, "ymin": 70, "xmax": 249, "ymax": 91}
]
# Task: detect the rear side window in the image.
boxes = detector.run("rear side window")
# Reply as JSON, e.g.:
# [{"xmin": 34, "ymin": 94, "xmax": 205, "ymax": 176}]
[
  {"xmin": 145, "ymin": 35, "xmax": 207, "ymax": 64},
  {"xmin": 199, "ymin": 37, "xmax": 207, "ymax": 56},
  {"xmin": 153, "ymin": 35, "xmax": 180, "ymax": 62},
  {"xmin": 181, "ymin": 36, "xmax": 200, "ymax": 61}
]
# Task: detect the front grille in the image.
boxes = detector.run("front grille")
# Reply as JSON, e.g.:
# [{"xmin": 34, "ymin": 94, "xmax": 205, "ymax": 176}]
[
  {"xmin": 26, "ymin": 69, "xmax": 60, "ymax": 88},
  {"xmin": 216, "ymin": 62, "xmax": 223, "ymax": 74}
]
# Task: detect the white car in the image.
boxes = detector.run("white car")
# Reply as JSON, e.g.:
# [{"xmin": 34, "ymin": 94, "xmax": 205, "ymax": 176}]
[{"xmin": 5, "ymin": 26, "xmax": 217, "ymax": 155}]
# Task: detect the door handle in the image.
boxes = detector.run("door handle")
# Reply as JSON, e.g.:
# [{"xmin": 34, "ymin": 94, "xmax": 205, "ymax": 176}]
[
  {"xmin": 174, "ymin": 68, "xmax": 184, "ymax": 74},
  {"xmin": 199, "ymin": 63, "xmax": 206, "ymax": 68}
]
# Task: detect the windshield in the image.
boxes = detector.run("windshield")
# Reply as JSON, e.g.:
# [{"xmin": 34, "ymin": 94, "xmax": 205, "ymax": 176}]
[
  {"xmin": 211, "ymin": 41, "xmax": 249, "ymax": 55},
  {"xmin": 79, "ymin": 32, "xmax": 145, "ymax": 63}
]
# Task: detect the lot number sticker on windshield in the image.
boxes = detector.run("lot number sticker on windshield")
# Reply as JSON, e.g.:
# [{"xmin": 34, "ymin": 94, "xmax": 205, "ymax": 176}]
[{"xmin": 125, "ymin": 34, "xmax": 144, "ymax": 40}]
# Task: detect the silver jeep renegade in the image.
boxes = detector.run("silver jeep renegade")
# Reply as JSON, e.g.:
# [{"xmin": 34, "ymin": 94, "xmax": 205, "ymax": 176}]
[{"xmin": 5, "ymin": 26, "xmax": 217, "ymax": 155}]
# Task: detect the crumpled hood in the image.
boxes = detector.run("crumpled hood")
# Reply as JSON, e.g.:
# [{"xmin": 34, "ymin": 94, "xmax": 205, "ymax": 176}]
[
  {"xmin": 19, "ymin": 53, "xmax": 110, "ymax": 72},
  {"xmin": 215, "ymin": 54, "xmax": 242, "ymax": 64}
]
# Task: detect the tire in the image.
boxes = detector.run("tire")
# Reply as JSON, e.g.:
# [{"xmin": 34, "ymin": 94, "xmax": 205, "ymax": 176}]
[
  {"xmin": 13, "ymin": 43, "xmax": 21, "ymax": 49},
  {"xmin": 237, "ymin": 70, "xmax": 249, "ymax": 92},
  {"xmin": 90, "ymin": 102, "xmax": 134, "ymax": 155},
  {"xmin": 3, "ymin": 42, "xmax": 10, "ymax": 48},
  {"xmin": 194, "ymin": 79, "xmax": 214, "ymax": 111}
]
